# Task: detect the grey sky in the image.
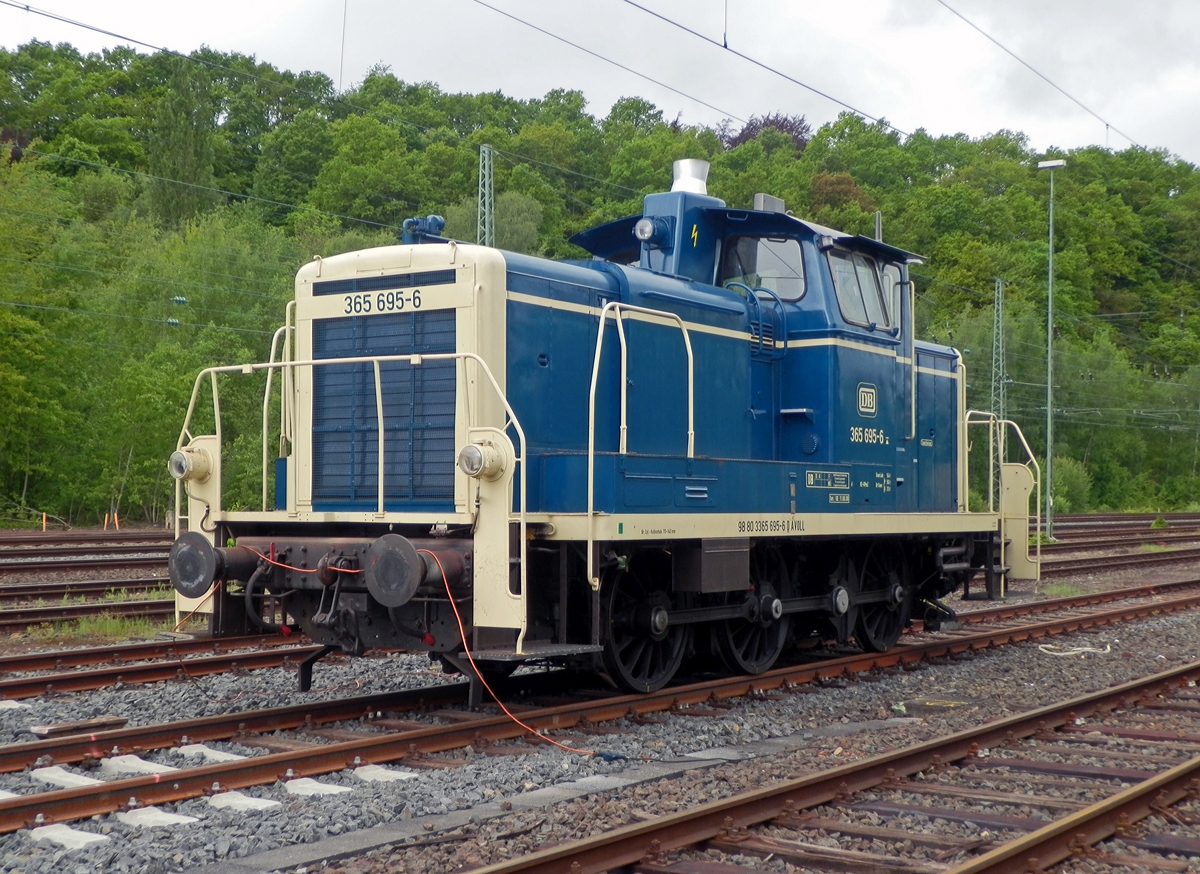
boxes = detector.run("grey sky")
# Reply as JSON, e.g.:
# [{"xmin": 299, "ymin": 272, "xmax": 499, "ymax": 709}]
[{"xmin": 5, "ymin": 0, "xmax": 1198, "ymax": 164}]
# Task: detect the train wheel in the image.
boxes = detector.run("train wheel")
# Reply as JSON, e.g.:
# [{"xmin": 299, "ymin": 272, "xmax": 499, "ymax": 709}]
[
  {"xmin": 600, "ymin": 559, "xmax": 688, "ymax": 693},
  {"xmin": 716, "ymin": 545, "xmax": 791, "ymax": 674},
  {"xmin": 855, "ymin": 542, "xmax": 910, "ymax": 652}
]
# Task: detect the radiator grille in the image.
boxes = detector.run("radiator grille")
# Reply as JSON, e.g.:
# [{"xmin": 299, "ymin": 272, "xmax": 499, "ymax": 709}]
[{"xmin": 311, "ymin": 310, "xmax": 456, "ymax": 510}]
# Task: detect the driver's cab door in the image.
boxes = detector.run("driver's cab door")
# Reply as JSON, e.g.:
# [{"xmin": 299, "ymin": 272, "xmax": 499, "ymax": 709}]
[
  {"xmin": 826, "ymin": 249, "xmax": 913, "ymax": 511},
  {"xmin": 718, "ymin": 235, "xmax": 806, "ymax": 461}
]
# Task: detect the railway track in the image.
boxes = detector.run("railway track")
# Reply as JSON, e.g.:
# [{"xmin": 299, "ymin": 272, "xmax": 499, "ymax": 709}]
[
  {"xmin": 1042, "ymin": 528, "xmax": 1200, "ymax": 552},
  {"xmin": 0, "ymin": 599, "xmax": 175, "ymax": 635},
  {"xmin": 0, "ymin": 553, "xmax": 168, "ymax": 575},
  {"xmin": 3, "ymin": 589, "xmax": 1200, "ymax": 835},
  {"xmin": 0, "ymin": 574, "xmax": 1188, "ymax": 699},
  {"xmin": 1049, "ymin": 511, "xmax": 1200, "ymax": 527},
  {"xmin": 463, "ymin": 659, "xmax": 1200, "ymax": 874},
  {"xmin": 0, "ymin": 577, "xmax": 169, "ymax": 607},
  {"xmin": 0, "ymin": 632, "xmax": 279, "ymax": 674},
  {"xmin": 1041, "ymin": 544, "xmax": 1200, "ymax": 577},
  {"xmin": 0, "ymin": 530, "xmax": 173, "ymax": 547}
]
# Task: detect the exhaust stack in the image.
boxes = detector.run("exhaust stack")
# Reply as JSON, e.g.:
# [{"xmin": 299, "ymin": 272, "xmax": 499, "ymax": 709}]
[{"xmin": 671, "ymin": 159, "xmax": 710, "ymax": 195}]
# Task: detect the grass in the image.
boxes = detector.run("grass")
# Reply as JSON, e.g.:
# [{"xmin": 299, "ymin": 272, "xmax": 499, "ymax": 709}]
[
  {"xmin": 1151, "ymin": 514, "xmax": 1169, "ymax": 529},
  {"xmin": 1030, "ymin": 533, "xmax": 1057, "ymax": 546},
  {"xmin": 102, "ymin": 585, "xmax": 174, "ymax": 603},
  {"xmin": 1041, "ymin": 582, "xmax": 1085, "ymax": 598},
  {"xmin": 26, "ymin": 615, "xmax": 176, "ymax": 644},
  {"xmin": 1141, "ymin": 543, "xmax": 1171, "ymax": 553}
]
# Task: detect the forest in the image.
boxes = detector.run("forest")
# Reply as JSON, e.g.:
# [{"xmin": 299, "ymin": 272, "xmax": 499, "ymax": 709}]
[{"xmin": 2, "ymin": 40, "xmax": 1200, "ymax": 526}]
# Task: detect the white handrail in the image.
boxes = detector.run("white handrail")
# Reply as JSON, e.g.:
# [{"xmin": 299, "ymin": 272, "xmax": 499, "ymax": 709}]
[
  {"xmin": 372, "ymin": 360, "xmax": 386, "ymax": 515},
  {"xmin": 965, "ymin": 410, "xmax": 1043, "ymax": 587},
  {"xmin": 175, "ymin": 350, "xmax": 528, "ymax": 640},
  {"xmin": 261, "ymin": 325, "xmax": 288, "ymax": 511},
  {"xmin": 585, "ymin": 301, "xmax": 696, "ymax": 591}
]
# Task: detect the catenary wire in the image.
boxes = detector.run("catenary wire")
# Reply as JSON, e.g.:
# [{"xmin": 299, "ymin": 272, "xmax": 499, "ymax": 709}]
[
  {"xmin": 2, "ymin": 143, "xmax": 405, "ymax": 231},
  {"xmin": 0, "ymin": 206, "xmax": 307, "ymax": 276},
  {"xmin": 0, "ymin": 0, "xmax": 643, "ymax": 199},
  {"xmin": 617, "ymin": 0, "xmax": 1199, "ymax": 279},
  {"xmin": 933, "ymin": 0, "xmax": 1145, "ymax": 151},
  {"xmin": 0, "ymin": 298, "xmax": 274, "ymax": 335},
  {"xmin": 468, "ymin": 0, "xmax": 747, "ymax": 124}
]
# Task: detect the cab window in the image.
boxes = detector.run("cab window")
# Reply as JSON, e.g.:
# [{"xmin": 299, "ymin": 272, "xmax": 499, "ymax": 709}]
[
  {"xmin": 881, "ymin": 263, "xmax": 903, "ymax": 329},
  {"xmin": 828, "ymin": 250, "xmax": 891, "ymax": 330},
  {"xmin": 719, "ymin": 236, "xmax": 806, "ymax": 301}
]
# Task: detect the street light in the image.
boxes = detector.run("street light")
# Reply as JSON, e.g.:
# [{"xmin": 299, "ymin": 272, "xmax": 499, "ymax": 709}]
[{"xmin": 1038, "ymin": 158, "xmax": 1066, "ymax": 541}]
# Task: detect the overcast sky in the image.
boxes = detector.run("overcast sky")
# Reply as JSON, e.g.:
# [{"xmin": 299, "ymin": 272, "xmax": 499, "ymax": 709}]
[{"xmin": 5, "ymin": 0, "xmax": 1199, "ymax": 166}]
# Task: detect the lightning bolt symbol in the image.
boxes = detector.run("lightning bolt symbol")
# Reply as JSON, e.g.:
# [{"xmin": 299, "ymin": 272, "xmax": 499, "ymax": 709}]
[{"xmin": 691, "ymin": 224, "xmax": 698, "ymax": 247}]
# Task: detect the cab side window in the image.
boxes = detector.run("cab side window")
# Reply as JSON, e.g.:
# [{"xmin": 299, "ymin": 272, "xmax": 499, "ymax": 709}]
[
  {"xmin": 828, "ymin": 250, "xmax": 891, "ymax": 330},
  {"xmin": 719, "ymin": 236, "xmax": 806, "ymax": 301},
  {"xmin": 880, "ymin": 263, "xmax": 903, "ymax": 330}
]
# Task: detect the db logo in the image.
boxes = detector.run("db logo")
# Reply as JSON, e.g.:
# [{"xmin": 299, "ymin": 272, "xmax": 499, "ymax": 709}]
[{"xmin": 857, "ymin": 383, "xmax": 877, "ymax": 418}]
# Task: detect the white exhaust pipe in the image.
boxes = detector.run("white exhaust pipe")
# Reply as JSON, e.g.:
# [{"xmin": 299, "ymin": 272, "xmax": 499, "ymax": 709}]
[{"xmin": 671, "ymin": 159, "xmax": 710, "ymax": 195}]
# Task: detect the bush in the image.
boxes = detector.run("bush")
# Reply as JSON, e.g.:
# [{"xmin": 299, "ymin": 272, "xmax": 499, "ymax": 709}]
[{"xmin": 1051, "ymin": 457, "xmax": 1092, "ymax": 513}]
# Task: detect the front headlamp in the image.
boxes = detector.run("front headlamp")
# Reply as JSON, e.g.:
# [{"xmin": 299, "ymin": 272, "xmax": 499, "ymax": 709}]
[
  {"xmin": 168, "ymin": 447, "xmax": 212, "ymax": 483},
  {"xmin": 457, "ymin": 442, "xmax": 505, "ymax": 481}
]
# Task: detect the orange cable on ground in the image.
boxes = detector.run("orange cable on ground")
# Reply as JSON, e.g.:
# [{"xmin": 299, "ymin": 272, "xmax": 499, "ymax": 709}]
[{"xmin": 417, "ymin": 548, "xmax": 596, "ymax": 757}]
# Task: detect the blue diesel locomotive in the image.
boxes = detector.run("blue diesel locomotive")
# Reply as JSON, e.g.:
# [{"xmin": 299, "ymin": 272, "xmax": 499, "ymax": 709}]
[{"xmin": 167, "ymin": 159, "xmax": 1039, "ymax": 693}]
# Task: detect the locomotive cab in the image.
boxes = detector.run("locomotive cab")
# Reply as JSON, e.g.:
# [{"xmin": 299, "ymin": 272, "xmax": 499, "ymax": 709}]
[{"xmin": 168, "ymin": 159, "xmax": 1040, "ymax": 696}]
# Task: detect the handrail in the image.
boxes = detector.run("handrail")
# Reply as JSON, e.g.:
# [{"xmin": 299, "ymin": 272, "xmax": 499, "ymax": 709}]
[
  {"xmin": 372, "ymin": 360, "xmax": 386, "ymax": 515},
  {"xmin": 260, "ymin": 325, "xmax": 288, "ymax": 511},
  {"xmin": 172, "ymin": 348, "xmax": 525, "ymax": 633},
  {"xmin": 585, "ymin": 301, "xmax": 696, "ymax": 591},
  {"xmin": 965, "ymin": 410, "xmax": 1043, "ymax": 585},
  {"xmin": 752, "ymin": 285, "xmax": 788, "ymax": 359}
]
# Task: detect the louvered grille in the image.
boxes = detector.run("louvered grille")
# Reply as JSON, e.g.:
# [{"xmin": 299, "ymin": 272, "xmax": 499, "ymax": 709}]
[
  {"xmin": 311, "ymin": 311, "xmax": 456, "ymax": 510},
  {"xmin": 750, "ymin": 320, "xmax": 775, "ymax": 345}
]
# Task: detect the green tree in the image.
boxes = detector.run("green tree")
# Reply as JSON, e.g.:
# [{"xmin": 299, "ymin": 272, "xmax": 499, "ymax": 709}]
[{"xmin": 147, "ymin": 57, "xmax": 217, "ymax": 226}]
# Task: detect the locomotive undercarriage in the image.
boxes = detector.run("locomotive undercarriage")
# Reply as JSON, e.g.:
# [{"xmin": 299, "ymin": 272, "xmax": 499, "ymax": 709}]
[{"xmin": 174, "ymin": 525, "xmax": 979, "ymax": 695}]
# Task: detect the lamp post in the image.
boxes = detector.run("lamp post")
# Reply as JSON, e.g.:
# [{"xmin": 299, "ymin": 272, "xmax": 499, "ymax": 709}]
[{"xmin": 1038, "ymin": 158, "xmax": 1066, "ymax": 541}]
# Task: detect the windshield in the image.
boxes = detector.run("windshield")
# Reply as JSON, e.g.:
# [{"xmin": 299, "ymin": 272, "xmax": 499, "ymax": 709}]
[
  {"xmin": 719, "ymin": 236, "xmax": 806, "ymax": 301},
  {"xmin": 828, "ymin": 250, "xmax": 892, "ymax": 330}
]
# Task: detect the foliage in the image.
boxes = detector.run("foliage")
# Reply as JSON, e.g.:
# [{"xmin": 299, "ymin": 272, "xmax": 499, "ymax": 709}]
[
  {"xmin": 1051, "ymin": 456, "xmax": 1093, "ymax": 513},
  {"xmin": 3, "ymin": 39, "xmax": 1200, "ymax": 519}
]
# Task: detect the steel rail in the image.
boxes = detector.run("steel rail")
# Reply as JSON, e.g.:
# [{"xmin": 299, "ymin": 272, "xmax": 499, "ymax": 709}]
[
  {"xmin": 3, "ymin": 591, "xmax": 1200, "ymax": 832},
  {"xmin": 0, "ymin": 633, "xmax": 279, "ymax": 674},
  {"xmin": 0, "ymin": 678, "xmax": 474, "ymax": 775},
  {"xmin": 953, "ymin": 577, "xmax": 1200, "ymax": 625},
  {"xmin": 0, "ymin": 544, "xmax": 172, "ymax": 559},
  {"xmin": 942, "ymin": 754, "xmax": 1200, "ymax": 873},
  {"xmin": 1041, "ymin": 546, "xmax": 1200, "ymax": 577},
  {"xmin": 0, "ymin": 531, "xmax": 174, "ymax": 547},
  {"xmin": 1043, "ymin": 529, "xmax": 1200, "ymax": 552},
  {"xmin": 0, "ymin": 600, "xmax": 175, "ymax": 635},
  {"xmin": 1047, "ymin": 512, "xmax": 1200, "ymax": 526},
  {"xmin": 0, "ymin": 555, "xmax": 168, "ymax": 575},
  {"xmin": 0, "ymin": 580, "xmax": 1191, "ymax": 771},
  {"xmin": 0, "ymin": 641, "xmax": 326, "ymax": 699},
  {"xmin": 459, "ymin": 660, "xmax": 1200, "ymax": 874},
  {"xmin": 0, "ymin": 578, "xmax": 169, "ymax": 606}
]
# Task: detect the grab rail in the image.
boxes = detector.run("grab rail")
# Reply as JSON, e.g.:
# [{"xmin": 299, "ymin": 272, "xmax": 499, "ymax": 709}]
[
  {"xmin": 965, "ymin": 409, "xmax": 1043, "ymax": 586},
  {"xmin": 176, "ymin": 352, "xmax": 527, "ymax": 611},
  {"xmin": 585, "ymin": 302, "xmax": 695, "ymax": 591}
]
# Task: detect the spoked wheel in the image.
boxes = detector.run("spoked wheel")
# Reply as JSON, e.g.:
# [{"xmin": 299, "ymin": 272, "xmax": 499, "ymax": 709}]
[
  {"xmin": 855, "ymin": 541, "xmax": 911, "ymax": 652},
  {"xmin": 601, "ymin": 555, "xmax": 688, "ymax": 693},
  {"xmin": 716, "ymin": 545, "xmax": 791, "ymax": 674}
]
